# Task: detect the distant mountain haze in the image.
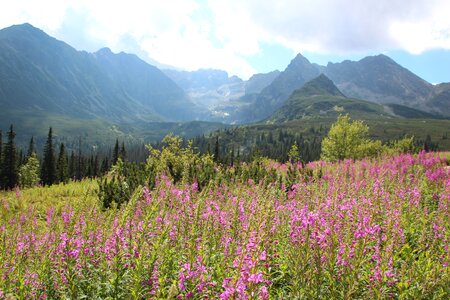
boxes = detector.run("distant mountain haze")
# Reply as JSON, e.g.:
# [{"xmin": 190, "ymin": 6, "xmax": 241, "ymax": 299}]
[{"xmin": 244, "ymin": 70, "xmax": 281, "ymax": 95}]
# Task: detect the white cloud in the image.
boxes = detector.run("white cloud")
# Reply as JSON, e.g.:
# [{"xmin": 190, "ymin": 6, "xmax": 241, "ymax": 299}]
[
  {"xmin": 237, "ymin": 0, "xmax": 450, "ymax": 54},
  {"xmin": 1, "ymin": 0, "xmax": 449, "ymax": 78},
  {"xmin": 0, "ymin": 0, "xmax": 257, "ymax": 78},
  {"xmin": 0, "ymin": 0, "xmax": 69, "ymax": 31}
]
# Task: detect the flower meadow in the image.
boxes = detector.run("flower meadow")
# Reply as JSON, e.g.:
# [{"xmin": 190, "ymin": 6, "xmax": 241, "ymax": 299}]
[{"xmin": 1, "ymin": 152, "xmax": 449, "ymax": 299}]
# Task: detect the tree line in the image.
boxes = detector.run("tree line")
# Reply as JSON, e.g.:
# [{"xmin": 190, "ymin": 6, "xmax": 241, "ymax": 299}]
[
  {"xmin": 0, "ymin": 116, "xmax": 441, "ymax": 190},
  {"xmin": 0, "ymin": 126, "xmax": 129, "ymax": 190},
  {"xmin": 98, "ymin": 116, "xmax": 440, "ymax": 210}
]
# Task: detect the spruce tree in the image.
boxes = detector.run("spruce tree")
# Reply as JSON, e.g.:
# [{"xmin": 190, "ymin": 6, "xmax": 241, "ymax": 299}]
[
  {"xmin": 69, "ymin": 151, "xmax": 75, "ymax": 179},
  {"xmin": 27, "ymin": 136, "xmax": 35, "ymax": 157},
  {"xmin": 18, "ymin": 150, "xmax": 24, "ymax": 166},
  {"xmin": 56, "ymin": 143, "xmax": 68, "ymax": 183},
  {"xmin": 112, "ymin": 139, "xmax": 119, "ymax": 165},
  {"xmin": 120, "ymin": 142, "xmax": 126, "ymax": 161},
  {"xmin": 230, "ymin": 147, "xmax": 235, "ymax": 167},
  {"xmin": 100, "ymin": 157, "xmax": 110, "ymax": 174},
  {"xmin": 0, "ymin": 129, "xmax": 3, "ymax": 186},
  {"xmin": 87, "ymin": 156, "xmax": 93, "ymax": 178},
  {"xmin": 41, "ymin": 127, "xmax": 56, "ymax": 186},
  {"xmin": 1, "ymin": 125, "xmax": 18, "ymax": 189},
  {"xmin": 76, "ymin": 137, "xmax": 82, "ymax": 180},
  {"xmin": 93, "ymin": 155, "xmax": 99, "ymax": 177},
  {"xmin": 214, "ymin": 136, "xmax": 220, "ymax": 162}
]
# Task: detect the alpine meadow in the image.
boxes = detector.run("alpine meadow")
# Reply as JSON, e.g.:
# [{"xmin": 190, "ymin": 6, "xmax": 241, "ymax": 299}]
[{"xmin": 1, "ymin": 1, "xmax": 450, "ymax": 299}]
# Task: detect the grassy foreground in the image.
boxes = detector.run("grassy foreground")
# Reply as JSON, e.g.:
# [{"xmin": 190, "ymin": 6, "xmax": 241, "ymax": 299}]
[{"xmin": 1, "ymin": 152, "xmax": 449, "ymax": 299}]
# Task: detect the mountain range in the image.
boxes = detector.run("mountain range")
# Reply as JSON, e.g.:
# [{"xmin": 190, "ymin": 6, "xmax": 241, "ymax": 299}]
[
  {"xmin": 0, "ymin": 23, "xmax": 449, "ymax": 146},
  {"xmin": 0, "ymin": 23, "xmax": 197, "ymax": 124},
  {"xmin": 237, "ymin": 53, "xmax": 448, "ymax": 122},
  {"xmin": 268, "ymin": 74, "xmax": 439, "ymax": 123}
]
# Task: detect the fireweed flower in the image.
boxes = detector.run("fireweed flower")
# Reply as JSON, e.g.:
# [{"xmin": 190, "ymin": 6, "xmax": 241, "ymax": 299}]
[{"xmin": 0, "ymin": 152, "xmax": 448, "ymax": 298}]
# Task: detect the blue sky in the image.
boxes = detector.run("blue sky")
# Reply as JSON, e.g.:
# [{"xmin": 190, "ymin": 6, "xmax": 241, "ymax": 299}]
[{"xmin": 1, "ymin": 0, "xmax": 449, "ymax": 83}]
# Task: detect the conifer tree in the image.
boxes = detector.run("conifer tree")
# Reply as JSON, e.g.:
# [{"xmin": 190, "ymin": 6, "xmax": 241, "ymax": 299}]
[
  {"xmin": 76, "ymin": 137, "xmax": 82, "ymax": 180},
  {"xmin": 1, "ymin": 125, "xmax": 18, "ymax": 189},
  {"xmin": 120, "ymin": 142, "xmax": 126, "ymax": 161},
  {"xmin": 56, "ymin": 143, "xmax": 69, "ymax": 183},
  {"xmin": 69, "ymin": 151, "xmax": 75, "ymax": 179},
  {"xmin": 112, "ymin": 139, "xmax": 119, "ymax": 165},
  {"xmin": 0, "ymin": 129, "xmax": 2, "ymax": 162},
  {"xmin": 18, "ymin": 150, "xmax": 24, "ymax": 166},
  {"xmin": 0, "ymin": 130, "xmax": 3, "ymax": 181},
  {"xmin": 27, "ymin": 136, "xmax": 35, "ymax": 158},
  {"xmin": 41, "ymin": 127, "xmax": 56, "ymax": 186},
  {"xmin": 100, "ymin": 157, "xmax": 109, "ymax": 174},
  {"xmin": 230, "ymin": 147, "xmax": 235, "ymax": 166},
  {"xmin": 93, "ymin": 155, "xmax": 99, "ymax": 177},
  {"xmin": 214, "ymin": 136, "xmax": 220, "ymax": 162},
  {"xmin": 87, "ymin": 155, "xmax": 93, "ymax": 178}
]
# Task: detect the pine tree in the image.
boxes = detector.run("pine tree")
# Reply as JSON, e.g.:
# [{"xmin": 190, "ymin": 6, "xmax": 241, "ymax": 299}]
[
  {"xmin": 214, "ymin": 136, "xmax": 220, "ymax": 162},
  {"xmin": 41, "ymin": 127, "xmax": 56, "ymax": 186},
  {"xmin": 0, "ymin": 130, "xmax": 3, "ymax": 177},
  {"xmin": 1, "ymin": 125, "xmax": 18, "ymax": 189},
  {"xmin": 69, "ymin": 151, "xmax": 75, "ymax": 179},
  {"xmin": 112, "ymin": 139, "xmax": 119, "ymax": 165},
  {"xmin": 27, "ymin": 136, "xmax": 35, "ymax": 158},
  {"xmin": 56, "ymin": 143, "xmax": 69, "ymax": 183},
  {"xmin": 78, "ymin": 156, "xmax": 86, "ymax": 179},
  {"xmin": 87, "ymin": 156, "xmax": 93, "ymax": 178},
  {"xmin": 100, "ymin": 157, "xmax": 109, "ymax": 174},
  {"xmin": 76, "ymin": 137, "xmax": 82, "ymax": 180},
  {"xmin": 93, "ymin": 155, "xmax": 99, "ymax": 177},
  {"xmin": 18, "ymin": 150, "xmax": 24, "ymax": 166},
  {"xmin": 230, "ymin": 147, "xmax": 235, "ymax": 167},
  {"xmin": 120, "ymin": 142, "xmax": 126, "ymax": 161}
]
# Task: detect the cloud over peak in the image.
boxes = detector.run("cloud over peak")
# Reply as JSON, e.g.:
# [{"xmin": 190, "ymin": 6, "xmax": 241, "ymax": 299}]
[{"xmin": 1, "ymin": 0, "xmax": 449, "ymax": 78}]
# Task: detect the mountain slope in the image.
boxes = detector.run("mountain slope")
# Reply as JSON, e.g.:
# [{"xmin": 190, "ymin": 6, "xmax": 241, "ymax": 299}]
[
  {"xmin": 237, "ymin": 53, "xmax": 445, "ymax": 123},
  {"xmin": 268, "ymin": 74, "xmax": 391, "ymax": 123},
  {"xmin": 244, "ymin": 70, "xmax": 280, "ymax": 95},
  {"xmin": 0, "ymin": 23, "xmax": 196, "ymax": 123},
  {"xmin": 324, "ymin": 55, "xmax": 434, "ymax": 107},
  {"xmin": 240, "ymin": 54, "xmax": 321, "ymax": 122},
  {"xmin": 428, "ymin": 83, "xmax": 450, "ymax": 117},
  {"xmin": 94, "ymin": 48, "xmax": 195, "ymax": 121},
  {"xmin": 162, "ymin": 68, "xmax": 247, "ymax": 122}
]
